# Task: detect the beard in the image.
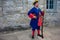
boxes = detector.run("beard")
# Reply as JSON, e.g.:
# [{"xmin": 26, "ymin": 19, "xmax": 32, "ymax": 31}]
[{"xmin": 36, "ymin": 5, "xmax": 39, "ymax": 7}]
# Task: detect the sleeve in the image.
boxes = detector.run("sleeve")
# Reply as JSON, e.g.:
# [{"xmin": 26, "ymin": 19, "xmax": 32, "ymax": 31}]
[
  {"xmin": 28, "ymin": 8, "xmax": 35, "ymax": 19},
  {"xmin": 41, "ymin": 11, "xmax": 44, "ymax": 16},
  {"xmin": 39, "ymin": 8, "xmax": 44, "ymax": 16},
  {"xmin": 29, "ymin": 13, "xmax": 35, "ymax": 18}
]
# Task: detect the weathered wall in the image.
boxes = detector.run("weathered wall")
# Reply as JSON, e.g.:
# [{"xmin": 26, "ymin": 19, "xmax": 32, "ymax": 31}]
[
  {"xmin": 44, "ymin": 0, "xmax": 60, "ymax": 27},
  {"xmin": 0, "ymin": 0, "xmax": 60, "ymax": 29},
  {"xmin": 0, "ymin": 0, "xmax": 30, "ymax": 29}
]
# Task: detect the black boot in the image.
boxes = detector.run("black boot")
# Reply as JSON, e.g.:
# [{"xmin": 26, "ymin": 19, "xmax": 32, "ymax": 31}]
[
  {"xmin": 32, "ymin": 36, "xmax": 34, "ymax": 39},
  {"xmin": 37, "ymin": 34, "xmax": 44, "ymax": 38}
]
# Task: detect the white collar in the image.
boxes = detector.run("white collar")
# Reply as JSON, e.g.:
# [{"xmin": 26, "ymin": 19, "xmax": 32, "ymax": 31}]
[{"xmin": 34, "ymin": 6, "xmax": 39, "ymax": 9}]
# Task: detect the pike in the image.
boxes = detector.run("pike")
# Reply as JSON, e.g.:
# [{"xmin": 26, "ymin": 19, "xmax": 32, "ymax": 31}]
[
  {"xmin": 38, "ymin": 11, "xmax": 44, "ymax": 38},
  {"xmin": 41, "ymin": 11, "xmax": 44, "ymax": 38}
]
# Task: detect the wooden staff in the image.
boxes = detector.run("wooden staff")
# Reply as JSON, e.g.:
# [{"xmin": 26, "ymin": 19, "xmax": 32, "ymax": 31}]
[
  {"xmin": 41, "ymin": 11, "xmax": 44, "ymax": 38},
  {"xmin": 38, "ymin": 11, "xmax": 44, "ymax": 38}
]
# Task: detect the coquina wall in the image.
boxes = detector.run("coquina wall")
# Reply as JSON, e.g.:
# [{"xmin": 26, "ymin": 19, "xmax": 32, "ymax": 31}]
[{"xmin": 0, "ymin": 0, "xmax": 60, "ymax": 29}]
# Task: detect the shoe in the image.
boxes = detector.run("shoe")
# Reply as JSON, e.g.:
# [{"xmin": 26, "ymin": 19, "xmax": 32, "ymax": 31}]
[
  {"xmin": 37, "ymin": 34, "xmax": 44, "ymax": 38},
  {"xmin": 32, "ymin": 36, "xmax": 34, "ymax": 39}
]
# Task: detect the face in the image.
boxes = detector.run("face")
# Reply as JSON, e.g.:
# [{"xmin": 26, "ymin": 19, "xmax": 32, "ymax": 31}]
[{"xmin": 35, "ymin": 2, "xmax": 39, "ymax": 7}]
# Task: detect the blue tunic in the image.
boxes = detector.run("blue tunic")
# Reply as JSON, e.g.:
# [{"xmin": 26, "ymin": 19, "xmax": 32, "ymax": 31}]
[{"xmin": 28, "ymin": 7, "xmax": 42, "ymax": 29}]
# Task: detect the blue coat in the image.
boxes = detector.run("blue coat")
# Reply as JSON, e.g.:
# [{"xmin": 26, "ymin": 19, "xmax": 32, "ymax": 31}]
[{"xmin": 28, "ymin": 7, "xmax": 42, "ymax": 29}]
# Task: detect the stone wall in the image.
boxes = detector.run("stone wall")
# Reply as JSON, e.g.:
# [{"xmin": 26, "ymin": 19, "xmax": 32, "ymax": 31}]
[
  {"xmin": 0, "ymin": 0, "xmax": 30, "ymax": 29},
  {"xmin": 44, "ymin": 0, "xmax": 60, "ymax": 27},
  {"xmin": 0, "ymin": 0, "xmax": 60, "ymax": 29}
]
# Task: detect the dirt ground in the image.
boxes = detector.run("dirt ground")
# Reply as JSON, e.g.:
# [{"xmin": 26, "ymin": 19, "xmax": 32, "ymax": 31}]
[{"xmin": 0, "ymin": 27, "xmax": 60, "ymax": 40}]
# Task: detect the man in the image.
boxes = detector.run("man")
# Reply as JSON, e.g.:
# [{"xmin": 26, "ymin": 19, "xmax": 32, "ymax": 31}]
[{"xmin": 28, "ymin": 1, "xmax": 44, "ymax": 39}]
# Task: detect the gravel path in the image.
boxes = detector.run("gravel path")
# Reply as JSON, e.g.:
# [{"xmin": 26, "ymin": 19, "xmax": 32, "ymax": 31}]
[{"xmin": 0, "ymin": 27, "xmax": 60, "ymax": 40}]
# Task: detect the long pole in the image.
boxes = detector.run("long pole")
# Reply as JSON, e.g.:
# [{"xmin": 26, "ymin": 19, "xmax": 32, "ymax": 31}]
[
  {"xmin": 41, "ymin": 11, "xmax": 44, "ymax": 38},
  {"xmin": 41, "ymin": 0, "xmax": 45, "ymax": 38},
  {"xmin": 41, "ymin": 15, "xmax": 44, "ymax": 38}
]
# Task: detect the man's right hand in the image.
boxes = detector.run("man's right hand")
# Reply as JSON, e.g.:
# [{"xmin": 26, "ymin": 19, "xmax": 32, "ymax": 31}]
[{"xmin": 33, "ymin": 16, "xmax": 37, "ymax": 19}]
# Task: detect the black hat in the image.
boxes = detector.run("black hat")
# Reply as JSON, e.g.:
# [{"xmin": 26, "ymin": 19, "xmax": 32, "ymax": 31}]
[{"xmin": 33, "ymin": 1, "xmax": 38, "ymax": 5}]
